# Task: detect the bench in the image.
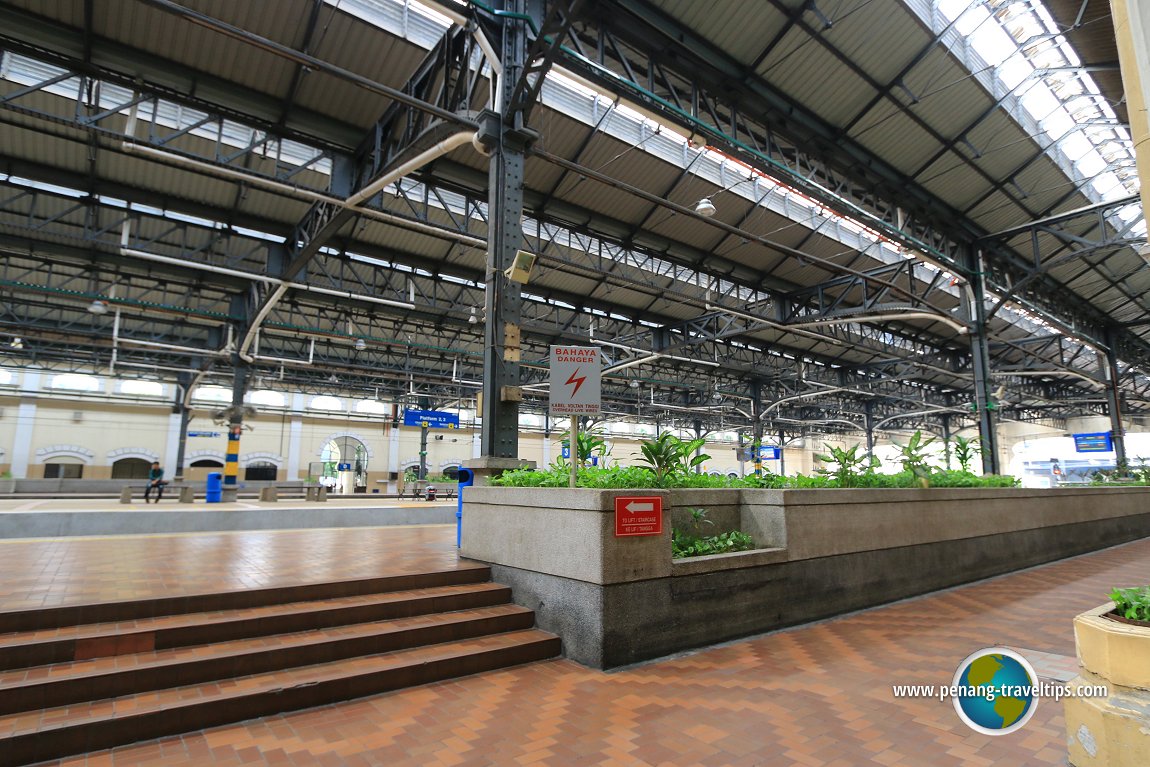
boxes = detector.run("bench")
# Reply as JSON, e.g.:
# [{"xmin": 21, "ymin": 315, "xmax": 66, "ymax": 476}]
[
  {"xmin": 258, "ymin": 485, "xmax": 328, "ymax": 502},
  {"xmin": 404, "ymin": 485, "xmax": 456, "ymax": 501},
  {"xmin": 119, "ymin": 484, "xmax": 193, "ymax": 504}
]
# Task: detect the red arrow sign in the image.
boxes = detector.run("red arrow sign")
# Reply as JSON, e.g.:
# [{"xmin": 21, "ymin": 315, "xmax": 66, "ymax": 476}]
[{"xmin": 615, "ymin": 496, "xmax": 663, "ymax": 537}]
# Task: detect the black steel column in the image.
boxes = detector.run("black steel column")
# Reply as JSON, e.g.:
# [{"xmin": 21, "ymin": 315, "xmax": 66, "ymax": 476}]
[
  {"xmin": 1104, "ymin": 329, "xmax": 1128, "ymax": 469},
  {"xmin": 478, "ymin": 0, "xmax": 533, "ymax": 459},
  {"xmin": 967, "ymin": 250, "xmax": 1000, "ymax": 474},
  {"xmin": 941, "ymin": 414, "xmax": 952, "ymax": 470},
  {"xmin": 173, "ymin": 372, "xmax": 192, "ymax": 481},
  {"xmin": 751, "ymin": 380, "xmax": 763, "ymax": 475},
  {"xmin": 864, "ymin": 401, "xmax": 875, "ymax": 459}
]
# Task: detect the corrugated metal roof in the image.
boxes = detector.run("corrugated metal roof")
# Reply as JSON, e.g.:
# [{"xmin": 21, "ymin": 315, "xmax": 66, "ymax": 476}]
[{"xmin": 648, "ymin": 0, "xmax": 786, "ymax": 65}]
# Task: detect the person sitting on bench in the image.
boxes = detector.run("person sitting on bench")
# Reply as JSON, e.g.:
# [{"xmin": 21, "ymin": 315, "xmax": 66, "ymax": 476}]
[{"xmin": 144, "ymin": 461, "xmax": 167, "ymax": 503}]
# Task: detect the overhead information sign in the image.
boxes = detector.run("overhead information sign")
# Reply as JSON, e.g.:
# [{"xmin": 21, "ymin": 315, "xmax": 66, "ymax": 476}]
[
  {"xmin": 403, "ymin": 409, "xmax": 460, "ymax": 429},
  {"xmin": 1073, "ymin": 432, "xmax": 1113, "ymax": 453},
  {"xmin": 549, "ymin": 346, "xmax": 602, "ymax": 416}
]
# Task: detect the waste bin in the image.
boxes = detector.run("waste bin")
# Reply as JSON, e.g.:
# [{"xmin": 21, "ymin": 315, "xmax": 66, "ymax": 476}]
[
  {"xmin": 206, "ymin": 472, "xmax": 223, "ymax": 504},
  {"xmin": 456, "ymin": 468, "xmax": 475, "ymax": 548},
  {"xmin": 425, "ymin": 485, "xmax": 437, "ymax": 501}
]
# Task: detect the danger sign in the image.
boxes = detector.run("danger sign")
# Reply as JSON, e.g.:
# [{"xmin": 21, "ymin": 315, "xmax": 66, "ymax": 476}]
[
  {"xmin": 615, "ymin": 496, "xmax": 663, "ymax": 537},
  {"xmin": 549, "ymin": 345, "xmax": 602, "ymax": 416}
]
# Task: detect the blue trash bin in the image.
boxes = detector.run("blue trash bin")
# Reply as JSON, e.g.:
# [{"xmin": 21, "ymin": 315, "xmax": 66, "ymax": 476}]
[
  {"xmin": 456, "ymin": 468, "xmax": 475, "ymax": 548},
  {"xmin": 206, "ymin": 472, "xmax": 223, "ymax": 504}
]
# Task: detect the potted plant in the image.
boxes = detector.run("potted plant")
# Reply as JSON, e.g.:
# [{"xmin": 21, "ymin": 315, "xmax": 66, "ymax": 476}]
[
  {"xmin": 1064, "ymin": 586, "xmax": 1150, "ymax": 766},
  {"xmin": 0, "ymin": 470, "xmax": 13, "ymax": 494}
]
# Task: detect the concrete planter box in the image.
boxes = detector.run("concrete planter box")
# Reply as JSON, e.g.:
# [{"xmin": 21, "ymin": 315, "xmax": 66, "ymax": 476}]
[
  {"xmin": 1065, "ymin": 604, "xmax": 1150, "ymax": 766},
  {"xmin": 462, "ymin": 486, "xmax": 1150, "ymax": 668}
]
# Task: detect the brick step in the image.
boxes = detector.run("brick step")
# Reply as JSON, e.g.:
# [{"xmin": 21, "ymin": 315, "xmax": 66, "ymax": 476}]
[
  {"xmin": 0, "ymin": 604, "xmax": 536, "ymax": 716},
  {"xmin": 0, "ymin": 565, "xmax": 491, "ymax": 633},
  {"xmin": 0, "ymin": 628, "xmax": 561, "ymax": 767},
  {"xmin": 0, "ymin": 581, "xmax": 512, "ymax": 670}
]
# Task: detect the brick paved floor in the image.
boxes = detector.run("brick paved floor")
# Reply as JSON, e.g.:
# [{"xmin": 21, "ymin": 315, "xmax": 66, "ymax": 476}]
[{"xmin": 14, "ymin": 529, "xmax": 1150, "ymax": 766}]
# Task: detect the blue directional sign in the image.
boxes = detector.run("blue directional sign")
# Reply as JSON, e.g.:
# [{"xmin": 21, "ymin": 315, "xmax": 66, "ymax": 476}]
[
  {"xmin": 1073, "ymin": 432, "xmax": 1113, "ymax": 453},
  {"xmin": 187, "ymin": 431, "xmax": 221, "ymax": 438},
  {"xmin": 403, "ymin": 409, "xmax": 460, "ymax": 429},
  {"xmin": 336, "ymin": 462, "xmax": 352, "ymax": 471}
]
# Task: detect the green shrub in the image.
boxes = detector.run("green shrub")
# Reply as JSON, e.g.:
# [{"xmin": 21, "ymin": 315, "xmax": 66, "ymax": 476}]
[
  {"xmin": 814, "ymin": 444, "xmax": 873, "ymax": 488},
  {"xmin": 489, "ymin": 455, "xmax": 1020, "ymax": 490},
  {"xmin": 672, "ymin": 529, "xmax": 755, "ymax": 558},
  {"xmin": 1110, "ymin": 586, "xmax": 1150, "ymax": 622},
  {"xmin": 638, "ymin": 432, "xmax": 709, "ymax": 487}
]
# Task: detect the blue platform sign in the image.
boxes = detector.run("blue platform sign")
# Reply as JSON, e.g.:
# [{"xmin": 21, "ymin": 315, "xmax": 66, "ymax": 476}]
[
  {"xmin": 403, "ymin": 409, "xmax": 460, "ymax": 429},
  {"xmin": 336, "ymin": 462, "xmax": 352, "ymax": 471},
  {"xmin": 1073, "ymin": 432, "xmax": 1113, "ymax": 453},
  {"xmin": 187, "ymin": 431, "xmax": 221, "ymax": 438},
  {"xmin": 561, "ymin": 445, "xmax": 571, "ymax": 459},
  {"xmin": 759, "ymin": 446, "xmax": 781, "ymax": 461}
]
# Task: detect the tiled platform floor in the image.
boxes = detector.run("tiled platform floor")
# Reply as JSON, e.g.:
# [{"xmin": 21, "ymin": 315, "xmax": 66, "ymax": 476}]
[
  {"xmin": 0, "ymin": 526, "xmax": 468, "ymax": 611},
  {"xmin": 10, "ymin": 528, "xmax": 1149, "ymax": 766}
]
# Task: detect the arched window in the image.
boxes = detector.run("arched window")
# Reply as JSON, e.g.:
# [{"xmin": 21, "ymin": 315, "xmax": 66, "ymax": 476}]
[
  {"xmin": 354, "ymin": 399, "xmax": 390, "ymax": 415},
  {"xmin": 249, "ymin": 390, "xmax": 286, "ymax": 408},
  {"xmin": 43, "ymin": 459, "xmax": 84, "ymax": 479},
  {"xmin": 119, "ymin": 380, "xmax": 164, "ymax": 397},
  {"xmin": 310, "ymin": 395, "xmax": 343, "ymax": 411},
  {"xmin": 191, "ymin": 386, "xmax": 231, "ymax": 402},
  {"xmin": 190, "ymin": 459, "xmax": 224, "ymax": 468},
  {"xmin": 111, "ymin": 458, "xmax": 153, "ymax": 479},
  {"xmin": 244, "ymin": 461, "xmax": 278, "ymax": 481},
  {"xmin": 50, "ymin": 373, "xmax": 101, "ymax": 392}
]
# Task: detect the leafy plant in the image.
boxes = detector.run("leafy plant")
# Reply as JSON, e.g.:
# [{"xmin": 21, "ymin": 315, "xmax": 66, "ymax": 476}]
[
  {"xmin": 814, "ymin": 444, "xmax": 871, "ymax": 488},
  {"xmin": 638, "ymin": 432, "xmax": 709, "ymax": 487},
  {"xmin": 893, "ymin": 430, "xmax": 935, "ymax": 486},
  {"xmin": 684, "ymin": 507, "xmax": 713, "ymax": 538},
  {"xmin": 1109, "ymin": 586, "xmax": 1150, "ymax": 622},
  {"xmin": 672, "ymin": 529, "xmax": 756, "ymax": 558},
  {"xmin": 559, "ymin": 424, "xmax": 608, "ymax": 464},
  {"xmin": 950, "ymin": 435, "xmax": 980, "ymax": 474}
]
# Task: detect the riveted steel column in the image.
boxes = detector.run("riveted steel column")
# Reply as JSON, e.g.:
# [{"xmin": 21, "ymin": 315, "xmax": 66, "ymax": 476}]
[
  {"xmin": 1104, "ymin": 330, "xmax": 1129, "ymax": 470},
  {"xmin": 751, "ymin": 380, "xmax": 763, "ymax": 475},
  {"xmin": 967, "ymin": 250, "xmax": 1000, "ymax": 475},
  {"xmin": 479, "ymin": 0, "xmax": 532, "ymax": 459}
]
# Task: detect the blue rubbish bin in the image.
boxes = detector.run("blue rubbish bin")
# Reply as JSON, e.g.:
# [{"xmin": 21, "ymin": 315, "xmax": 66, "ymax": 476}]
[
  {"xmin": 206, "ymin": 472, "xmax": 223, "ymax": 504},
  {"xmin": 456, "ymin": 468, "xmax": 475, "ymax": 548}
]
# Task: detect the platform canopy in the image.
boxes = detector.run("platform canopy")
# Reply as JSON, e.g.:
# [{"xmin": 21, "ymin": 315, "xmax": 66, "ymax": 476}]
[{"xmin": 0, "ymin": 0, "xmax": 1146, "ymax": 451}]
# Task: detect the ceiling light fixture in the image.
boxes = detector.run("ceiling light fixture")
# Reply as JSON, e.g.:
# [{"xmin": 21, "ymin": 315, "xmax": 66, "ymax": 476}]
[
  {"xmin": 694, "ymin": 198, "xmax": 717, "ymax": 217},
  {"xmin": 468, "ymin": 307, "xmax": 479, "ymax": 324},
  {"xmin": 87, "ymin": 299, "xmax": 109, "ymax": 315},
  {"xmin": 354, "ymin": 338, "xmax": 367, "ymax": 351}
]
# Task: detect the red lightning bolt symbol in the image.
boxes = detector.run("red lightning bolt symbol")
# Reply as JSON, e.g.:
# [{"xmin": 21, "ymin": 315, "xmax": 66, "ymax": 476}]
[{"xmin": 566, "ymin": 368, "xmax": 587, "ymax": 396}]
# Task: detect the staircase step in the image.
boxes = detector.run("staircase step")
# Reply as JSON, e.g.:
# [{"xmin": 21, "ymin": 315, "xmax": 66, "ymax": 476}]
[
  {"xmin": 0, "ymin": 629, "xmax": 561, "ymax": 767},
  {"xmin": 0, "ymin": 565, "xmax": 490, "ymax": 634},
  {"xmin": 0, "ymin": 581, "xmax": 512, "ymax": 670},
  {"xmin": 0, "ymin": 604, "xmax": 536, "ymax": 715}
]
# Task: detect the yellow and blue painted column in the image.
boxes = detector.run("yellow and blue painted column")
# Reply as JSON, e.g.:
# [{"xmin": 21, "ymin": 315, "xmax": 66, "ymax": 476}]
[{"xmin": 224, "ymin": 421, "xmax": 242, "ymax": 487}]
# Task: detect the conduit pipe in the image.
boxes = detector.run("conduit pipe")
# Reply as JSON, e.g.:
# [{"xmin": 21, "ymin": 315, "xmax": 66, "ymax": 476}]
[
  {"xmin": 119, "ymin": 144, "xmax": 486, "ymax": 247},
  {"xmin": 787, "ymin": 311, "xmax": 969, "ymax": 335}
]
